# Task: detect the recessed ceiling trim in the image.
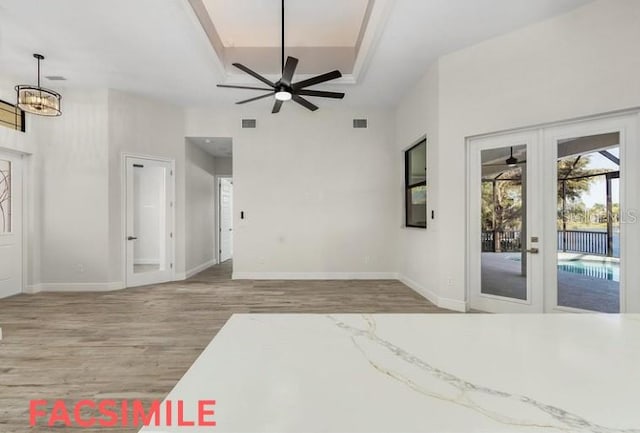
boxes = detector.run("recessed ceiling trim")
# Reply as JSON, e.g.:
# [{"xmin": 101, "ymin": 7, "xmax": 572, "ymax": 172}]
[
  {"xmin": 352, "ymin": 0, "xmax": 395, "ymax": 82},
  {"xmin": 187, "ymin": 0, "xmax": 226, "ymax": 67},
  {"xmin": 189, "ymin": 0, "xmax": 393, "ymax": 85}
]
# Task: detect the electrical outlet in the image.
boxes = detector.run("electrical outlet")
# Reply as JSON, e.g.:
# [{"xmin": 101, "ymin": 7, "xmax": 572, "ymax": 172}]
[{"xmin": 447, "ymin": 278, "xmax": 455, "ymax": 286}]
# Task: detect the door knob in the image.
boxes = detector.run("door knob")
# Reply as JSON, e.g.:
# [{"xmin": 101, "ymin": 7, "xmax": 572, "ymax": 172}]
[
  {"xmin": 526, "ymin": 247, "xmax": 539, "ymax": 254},
  {"xmin": 127, "ymin": 236, "xmax": 138, "ymax": 241}
]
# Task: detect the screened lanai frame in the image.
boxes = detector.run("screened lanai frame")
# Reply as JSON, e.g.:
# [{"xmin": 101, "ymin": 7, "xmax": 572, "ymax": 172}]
[{"xmin": 481, "ymin": 152, "xmax": 620, "ymax": 258}]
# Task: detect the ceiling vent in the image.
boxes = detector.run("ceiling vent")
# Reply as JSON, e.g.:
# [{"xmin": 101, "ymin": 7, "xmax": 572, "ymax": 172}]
[
  {"xmin": 353, "ymin": 119, "xmax": 368, "ymax": 129},
  {"xmin": 45, "ymin": 76, "xmax": 67, "ymax": 81},
  {"xmin": 241, "ymin": 119, "xmax": 257, "ymax": 129}
]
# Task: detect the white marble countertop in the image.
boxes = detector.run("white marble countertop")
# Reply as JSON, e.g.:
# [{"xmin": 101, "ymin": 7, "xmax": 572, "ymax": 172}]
[{"xmin": 141, "ymin": 314, "xmax": 640, "ymax": 433}]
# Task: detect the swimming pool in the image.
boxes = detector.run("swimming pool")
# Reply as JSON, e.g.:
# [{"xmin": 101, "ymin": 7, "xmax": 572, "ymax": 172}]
[
  {"xmin": 558, "ymin": 260, "xmax": 619, "ymax": 282},
  {"xmin": 509, "ymin": 255, "xmax": 620, "ymax": 282}
]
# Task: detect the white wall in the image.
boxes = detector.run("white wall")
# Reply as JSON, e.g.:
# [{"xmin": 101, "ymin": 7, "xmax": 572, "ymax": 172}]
[
  {"xmin": 394, "ymin": 64, "xmax": 449, "ymax": 307},
  {"xmin": 185, "ymin": 142, "xmax": 217, "ymax": 274},
  {"xmin": 399, "ymin": 0, "xmax": 640, "ymax": 310},
  {"xmin": 36, "ymin": 90, "xmax": 111, "ymax": 287},
  {"xmin": 214, "ymin": 157, "xmax": 232, "ymax": 176},
  {"xmin": 187, "ymin": 106, "xmax": 398, "ymax": 278}
]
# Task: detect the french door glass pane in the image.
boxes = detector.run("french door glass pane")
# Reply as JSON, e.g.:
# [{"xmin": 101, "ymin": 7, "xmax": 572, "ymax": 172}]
[
  {"xmin": 0, "ymin": 159, "xmax": 11, "ymax": 233},
  {"xmin": 556, "ymin": 133, "xmax": 620, "ymax": 312},
  {"xmin": 480, "ymin": 144, "xmax": 527, "ymax": 300}
]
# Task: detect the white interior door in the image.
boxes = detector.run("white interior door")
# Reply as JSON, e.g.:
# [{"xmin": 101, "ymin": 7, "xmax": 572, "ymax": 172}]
[
  {"xmin": 125, "ymin": 156, "xmax": 174, "ymax": 287},
  {"xmin": 219, "ymin": 178, "xmax": 233, "ymax": 262},
  {"xmin": 0, "ymin": 151, "xmax": 22, "ymax": 298},
  {"xmin": 468, "ymin": 131, "xmax": 544, "ymax": 313}
]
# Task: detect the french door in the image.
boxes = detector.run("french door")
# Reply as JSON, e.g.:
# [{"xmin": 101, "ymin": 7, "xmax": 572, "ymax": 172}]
[
  {"xmin": 125, "ymin": 156, "xmax": 175, "ymax": 288},
  {"xmin": 0, "ymin": 150, "xmax": 22, "ymax": 298},
  {"xmin": 468, "ymin": 131, "xmax": 543, "ymax": 313},
  {"xmin": 468, "ymin": 113, "xmax": 638, "ymax": 313}
]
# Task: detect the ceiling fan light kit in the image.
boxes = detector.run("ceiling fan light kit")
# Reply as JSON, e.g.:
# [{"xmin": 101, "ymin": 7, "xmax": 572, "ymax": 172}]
[
  {"xmin": 275, "ymin": 90, "xmax": 292, "ymax": 101},
  {"xmin": 15, "ymin": 54, "xmax": 62, "ymax": 117},
  {"xmin": 217, "ymin": 0, "xmax": 345, "ymax": 113}
]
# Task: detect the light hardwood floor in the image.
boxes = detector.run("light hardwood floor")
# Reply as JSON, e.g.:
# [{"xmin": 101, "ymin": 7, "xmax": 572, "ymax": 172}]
[{"xmin": 0, "ymin": 261, "xmax": 448, "ymax": 433}]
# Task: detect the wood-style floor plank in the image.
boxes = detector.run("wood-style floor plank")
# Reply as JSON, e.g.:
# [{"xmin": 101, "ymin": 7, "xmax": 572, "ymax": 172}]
[{"xmin": 0, "ymin": 261, "xmax": 448, "ymax": 432}]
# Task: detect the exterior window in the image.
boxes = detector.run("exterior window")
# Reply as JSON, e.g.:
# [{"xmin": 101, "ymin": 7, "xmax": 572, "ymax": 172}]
[{"xmin": 405, "ymin": 139, "xmax": 427, "ymax": 228}]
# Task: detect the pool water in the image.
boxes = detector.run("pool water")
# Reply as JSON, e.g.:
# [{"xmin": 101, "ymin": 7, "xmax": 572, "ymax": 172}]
[
  {"xmin": 557, "ymin": 260, "xmax": 619, "ymax": 282},
  {"xmin": 509, "ymin": 255, "xmax": 620, "ymax": 282}
]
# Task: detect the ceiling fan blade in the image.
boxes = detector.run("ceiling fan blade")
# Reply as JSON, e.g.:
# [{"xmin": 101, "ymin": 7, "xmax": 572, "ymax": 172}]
[
  {"xmin": 293, "ymin": 70, "xmax": 342, "ymax": 90},
  {"xmin": 217, "ymin": 84, "xmax": 274, "ymax": 91},
  {"xmin": 232, "ymin": 63, "xmax": 276, "ymax": 88},
  {"xmin": 292, "ymin": 95, "xmax": 318, "ymax": 111},
  {"xmin": 483, "ymin": 160, "xmax": 528, "ymax": 167},
  {"xmin": 272, "ymin": 100, "xmax": 283, "ymax": 114},
  {"xmin": 296, "ymin": 89, "xmax": 345, "ymax": 99},
  {"xmin": 280, "ymin": 56, "xmax": 299, "ymax": 87},
  {"xmin": 236, "ymin": 92, "xmax": 274, "ymax": 105}
]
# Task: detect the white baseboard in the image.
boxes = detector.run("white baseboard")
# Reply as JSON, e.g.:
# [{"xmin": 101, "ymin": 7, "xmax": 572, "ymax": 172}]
[
  {"xmin": 232, "ymin": 272, "xmax": 398, "ymax": 280},
  {"xmin": 183, "ymin": 259, "xmax": 217, "ymax": 280},
  {"xmin": 398, "ymin": 274, "xmax": 467, "ymax": 312},
  {"xmin": 25, "ymin": 282, "xmax": 124, "ymax": 294}
]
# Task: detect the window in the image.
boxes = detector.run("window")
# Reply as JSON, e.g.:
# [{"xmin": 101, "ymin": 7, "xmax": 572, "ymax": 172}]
[
  {"xmin": 405, "ymin": 139, "xmax": 427, "ymax": 228},
  {"xmin": 0, "ymin": 99, "xmax": 25, "ymax": 132}
]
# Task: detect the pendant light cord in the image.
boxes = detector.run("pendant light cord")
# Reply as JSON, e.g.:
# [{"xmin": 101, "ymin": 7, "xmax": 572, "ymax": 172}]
[{"xmin": 37, "ymin": 56, "xmax": 41, "ymax": 88}]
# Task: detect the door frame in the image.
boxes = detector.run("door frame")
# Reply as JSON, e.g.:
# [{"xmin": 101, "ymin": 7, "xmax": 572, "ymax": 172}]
[
  {"xmin": 121, "ymin": 153, "xmax": 176, "ymax": 288},
  {"xmin": 216, "ymin": 176, "xmax": 233, "ymax": 264},
  {"xmin": 466, "ymin": 108, "xmax": 640, "ymax": 313}
]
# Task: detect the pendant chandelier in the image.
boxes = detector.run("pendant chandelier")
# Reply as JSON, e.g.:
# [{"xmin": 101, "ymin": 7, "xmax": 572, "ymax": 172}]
[{"xmin": 15, "ymin": 54, "xmax": 62, "ymax": 117}]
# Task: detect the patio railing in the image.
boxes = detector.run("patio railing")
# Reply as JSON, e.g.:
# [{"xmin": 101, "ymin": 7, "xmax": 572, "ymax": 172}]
[
  {"xmin": 481, "ymin": 231, "xmax": 522, "ymax": 253},
  {"xmin": 558, "ymin": 230, "xmax": 609, "ymax": 256},
  {"xmin": 482, "ymin": 230, "xmax": 612, "ymax": 256}
]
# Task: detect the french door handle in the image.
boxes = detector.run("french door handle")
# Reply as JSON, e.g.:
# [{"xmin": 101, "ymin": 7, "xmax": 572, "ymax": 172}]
[
  {"xmin": 526, "ymin": 247, "xmax": 539, "ymax": 254},
  {"xmin": 127, "ymin": 236, "xmax": 138, "ymax": 241}
]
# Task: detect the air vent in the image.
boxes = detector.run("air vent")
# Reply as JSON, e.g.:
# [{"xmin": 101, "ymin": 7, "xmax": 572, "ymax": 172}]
[
  {"xmin": 242, "ymin": 119, "xmax": 257, "ymax": 129},
  {"xmin": 45, "ymin": 76, "xmax": 67, "ymax": 81},
  {"xmin": 353, "ymin": 119, "xmax": 368, "ymax": 129}
]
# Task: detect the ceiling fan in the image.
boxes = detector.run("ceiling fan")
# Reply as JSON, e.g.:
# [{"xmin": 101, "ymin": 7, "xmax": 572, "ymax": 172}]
[
  {"xmin": 483, "ymin": 147, "xmax": 527, "ymax": 167},
  {"xmin": 216, "ymin": 0, "xmax": 345, "ymax": 113}
]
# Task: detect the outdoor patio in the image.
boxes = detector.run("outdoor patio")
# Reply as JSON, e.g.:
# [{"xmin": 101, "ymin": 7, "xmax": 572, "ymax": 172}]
[{"xmin": 481, "ymin": 252, "xmax": 620, "ymax": 313}]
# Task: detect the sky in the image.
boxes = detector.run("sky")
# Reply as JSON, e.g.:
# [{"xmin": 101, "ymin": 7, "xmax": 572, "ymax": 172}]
[{"xmin": 578, "ymin": 148, "xmax": 619, "ymax": 208}]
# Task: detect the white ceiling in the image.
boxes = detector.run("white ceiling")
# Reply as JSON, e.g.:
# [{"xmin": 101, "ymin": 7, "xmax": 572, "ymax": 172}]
[
  {"xmin": 202, "ymin": 0, "xmax": 369, "ymax": 47},
  {"xmin": 188, "ymin": 137, "xmax": 233, "ymax": 158},
  {"xmin": 0, "ymin": 0, "xmax": 593, "ymax": 109}
]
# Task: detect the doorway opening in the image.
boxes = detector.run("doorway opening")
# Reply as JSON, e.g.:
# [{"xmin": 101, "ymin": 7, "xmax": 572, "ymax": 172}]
[
  {"xmin": 124, "ymin": 155, "xmax": 175, "ymax": 288},
  {"xmin": 218, "ymin": 177, "xmax": 233, "ymax": 263}
]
